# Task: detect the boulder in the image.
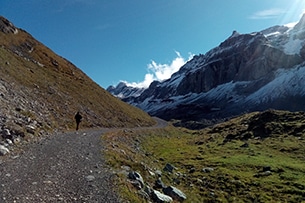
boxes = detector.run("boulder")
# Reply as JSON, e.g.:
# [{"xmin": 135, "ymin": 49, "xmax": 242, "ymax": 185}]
[
  {"xmin": 6, "ymin": 139, "xmax": 13, "ymax": 145},
  {"xmin": 202, "ymin": 167, "xmax": 214, "ymax": 173},
  {"xmin": 262, "ymin": 166, "xmax": 271, "ymax": 172},
  {"xmin": 163, "ymin": 186, "xmax": 187, "ymax": 202},
  {"xmin": 155, "ymin": 170, "xmax": 162, "ymax": 177},
  {"xmin": 254, "ymin": 171, "xmax": 272, "ymax": 178},
  {"xmin": 151, "ymin": 189, "xmax": 173, "ymax": 203},
  {"xmin": 26, "ymin": 125, "xmax": 36, "ymax": 134},
  {"xmin": 85, "ymin": 175, "xmax": 95, "ymax": 182},
  {"xmin": 13, "ymin": 137, "xmax": 21, "ymax": 144},
  {"xmin": 155, "ymin": 178, "xmax": 166, "ymax": 189},
  {"xmin": 128, "ymin": 171, "xmax": 144, "ymax": 188},
  {"xmin": 2, "ymin": 129, "xmax": 12, "ymax": 139},
  {"xmin": 137, "ymin": 189, "xmax": 150, "ymax": 201},
  {"xmin": 163, "ymin": 163, "xmax": 176, "ymax": 173},
  {"xmin": 0, "ymin": 145, "xmax": 9, "ymax": 155},
  {"xmin": 240, "ymin": 142, "xmax": 249, "ymax": 148}
]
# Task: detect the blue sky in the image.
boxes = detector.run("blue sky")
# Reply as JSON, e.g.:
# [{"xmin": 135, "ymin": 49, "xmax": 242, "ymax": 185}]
[{"xmin": 1, "ymin": 0, "xmax": 305, "ymax": 88}]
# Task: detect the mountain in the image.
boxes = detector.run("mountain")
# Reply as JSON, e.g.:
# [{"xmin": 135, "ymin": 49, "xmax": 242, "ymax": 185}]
[
  {"xmin": 0, "ymin": 16, "xmax": 155, "ymax": 141},
  {"xmin": 108, "ymin": 14, "xmax": 305, "ymax": 125},
  {"xmin": 107, "ymin": 82, "xmax": 145, "ymax": 99}
]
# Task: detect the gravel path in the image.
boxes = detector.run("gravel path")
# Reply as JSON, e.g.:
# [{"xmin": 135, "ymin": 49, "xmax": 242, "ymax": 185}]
[
  {"xmin": 0, "ymin": 118, "xmax": 167, "ymax": 203},
  {"xmin": 0, "ymin": 129, "xmax": 121, "ymax": 203}
]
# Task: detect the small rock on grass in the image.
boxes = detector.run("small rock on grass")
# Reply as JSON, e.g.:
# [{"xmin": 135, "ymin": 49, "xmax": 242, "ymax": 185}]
[
  {"xmin": 128, "ymin": 171, "xmax": 144, "ymax": 188},
  {"xmin": 202, "ymin": 167, "xmax": 214, "ymax": 173},
  {"xmin": 155, "ymin": 178, "xmax": 166, "ymax": 189},
  {"xmin": 163, "ymin": 163, "xmax": 176, "ymax": 173}
]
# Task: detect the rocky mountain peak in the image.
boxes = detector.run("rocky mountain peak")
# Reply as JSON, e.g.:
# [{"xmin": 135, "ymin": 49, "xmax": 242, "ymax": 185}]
[
  {"xmin": 117, "ymin": 81, "xmax": 128, "ymax": 89},
  {"xmin": 107, "ymin": 81, "xmax": 146, "ymax": 99},
  {"xmin": 0, "ymin": 16, "xmax": 18, "ymax": 34},
  {"xmin": 108, "ymin": 14, "xmax": 305, "ymax": 125},
  {"xmin": 293, "ymin": 13, "xmax": 305, "ymax": 30},
  {"xmin": 229, "ymin": 30, "xmax": 240, "ymax": 38}
]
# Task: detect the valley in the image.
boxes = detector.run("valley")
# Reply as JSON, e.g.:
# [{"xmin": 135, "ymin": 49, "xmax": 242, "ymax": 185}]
[
  {"xmin": 104, "ymin": 110, "xmax": 305, "ymax": 202},
  {"xmin": 1, "ymin": 12, "xmax": 305, "ymax": 203}
]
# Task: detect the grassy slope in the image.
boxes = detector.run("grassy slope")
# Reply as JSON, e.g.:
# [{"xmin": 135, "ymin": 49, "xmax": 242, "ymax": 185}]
[
  {"xmin": 104, "ymin": 110, "xmax": 305, "ymax": 202},
  {"xmin": 0, "ymin": 27, "xmax": 155, "ymax": 132}
]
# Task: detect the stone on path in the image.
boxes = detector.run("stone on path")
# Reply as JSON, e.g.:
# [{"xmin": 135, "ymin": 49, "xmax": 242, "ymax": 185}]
[{"xmin": 85, "ymin": 175, "xmax": 95, "ymax": 182}]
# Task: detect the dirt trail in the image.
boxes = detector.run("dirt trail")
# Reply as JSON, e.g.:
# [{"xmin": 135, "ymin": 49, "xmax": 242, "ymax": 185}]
[{"xmin": 0, "ymin": 118, "xmax": 167, "ymax": 203}]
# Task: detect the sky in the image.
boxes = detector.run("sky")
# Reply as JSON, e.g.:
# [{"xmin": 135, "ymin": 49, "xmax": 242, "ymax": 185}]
[{"xmin": 1, "ymin": 0, "xmax": 305, "ymax": 88}]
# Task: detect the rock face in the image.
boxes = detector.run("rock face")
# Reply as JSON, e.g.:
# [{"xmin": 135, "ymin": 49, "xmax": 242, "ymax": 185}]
[
  {"xmin": 108, "ymin": 14, "xmax": 305, "ymax": 124},
  {"xmin": 176, "ymin": 32, "xmax": 301, "ymax": 95},
  {"xmin": 107, "ymin": 82, "xmax": 145, "ymax": 99},
  {"xmin": 0, "ymin": 16, "xmax": 18, "ymax": 34}
]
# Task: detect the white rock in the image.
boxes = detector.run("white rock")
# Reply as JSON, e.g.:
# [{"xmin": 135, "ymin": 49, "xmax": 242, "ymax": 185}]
[
  {"xmin": 3, "ymin": 129, "xmax": 10, "ymax": 137},
  {"xmin": 128, "ymin": 171, "xmax": 144, "ymax": 188},
  {"xmin": 152, "ymin": 190, "xmax": 173, "ymax": 203},
  {"xmin": 0, "ymin": 145, "xmax": 9, "ymax": 155},
  {"xmin": 85, "ymin": 175, "xmax": 95, "ymax": 182},
  {"xmin": 6, "ymin": 139, "xmax": 13, "ymax": 145},
  {"xmin": 163, "ymin": 186, "xmax": 187, "ymax": 201},
  {"xmin": 13, "ymin": 137, "xmax": 21, "ymax": 144}
]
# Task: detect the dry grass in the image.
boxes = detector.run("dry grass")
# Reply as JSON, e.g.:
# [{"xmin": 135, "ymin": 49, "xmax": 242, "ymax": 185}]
[{"xmin": 0, "ymin": 29, "xmax": 155, "ymax": 133}]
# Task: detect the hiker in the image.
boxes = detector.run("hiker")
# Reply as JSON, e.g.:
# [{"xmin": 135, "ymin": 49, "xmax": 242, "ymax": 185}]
[{"xmin": 74, "ymin": 111, "xmax": 82, "ymax": 131}]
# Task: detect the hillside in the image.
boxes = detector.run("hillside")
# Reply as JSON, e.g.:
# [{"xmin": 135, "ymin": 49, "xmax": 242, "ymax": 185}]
[
  {"xmin": 0, "ymin": 16, "xmax": 155, "ymax": 141},
  {"xmin": 104, "ymin": 109, "xmax": 305, "ymax": 202},
  {"xmin": 108, "ymin": 14, "xmax": 305, "ymax": 126}
]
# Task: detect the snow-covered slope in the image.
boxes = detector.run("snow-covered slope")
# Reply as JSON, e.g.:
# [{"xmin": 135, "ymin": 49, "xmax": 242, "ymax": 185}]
[
  {"xmin": 108, "ymin": 14, "xmax": 305, "ymax": 122},
  {"xmin": 246, "ymin": 64, "xmax": 305, "ymax": 104},
  {"xmin": 107, "ymin": 82, "xmax": 145, "ymax": 99}
]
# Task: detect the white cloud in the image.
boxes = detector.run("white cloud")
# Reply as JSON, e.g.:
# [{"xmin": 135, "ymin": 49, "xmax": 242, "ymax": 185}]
[
  {"xmin": 286, "ymin": 9, "xmax": 305, "ymax": 27},
  {"xmin": 250, "ymin": 8, "xmax": 286, "ymax": 19},
  {"xmin": 124, "ymin": 51, "xmax": 193, "ymax": 88},
  {"xmin": 123, "ymin": 74, "xmax": 155, "ymax": 89},
  {"xmin": 285, "ymin": 21, "xmax": 298, "ymax": 28}
]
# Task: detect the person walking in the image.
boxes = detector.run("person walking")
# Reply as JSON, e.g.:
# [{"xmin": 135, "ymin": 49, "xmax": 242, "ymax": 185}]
[{"xmin": 74, "ymin": 111, "xmax": 82, "ymax": 131}]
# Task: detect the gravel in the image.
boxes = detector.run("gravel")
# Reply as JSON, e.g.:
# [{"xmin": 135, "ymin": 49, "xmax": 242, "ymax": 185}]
[{"xmin": 0, "ymin": 129, "xmax": 121, "ymax": 203}]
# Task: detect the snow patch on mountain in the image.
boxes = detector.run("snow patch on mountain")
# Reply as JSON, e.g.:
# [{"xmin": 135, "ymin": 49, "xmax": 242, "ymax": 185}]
[
  {"xmin": 284, "ymin": 38, "xmax": 303, "ymax": 55},
  {"xmin": 246, "ymin": 64, "xmax": 305, "ymax": 104},
  {"xmin": 107, "ymin": 82, "xmax": 146, "ymax": 99}
]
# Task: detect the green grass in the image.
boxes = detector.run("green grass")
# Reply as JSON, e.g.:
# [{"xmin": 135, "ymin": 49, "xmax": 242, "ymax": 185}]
[{"xmin": 103, "ymin": 111, "xmax": 305, "ymax": 202}]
